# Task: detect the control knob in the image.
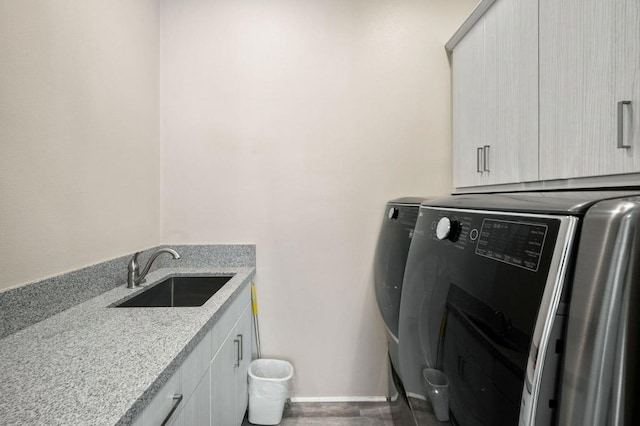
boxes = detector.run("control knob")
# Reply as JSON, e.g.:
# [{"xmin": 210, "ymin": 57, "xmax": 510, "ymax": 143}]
[{"xmin": 436, "ymin": 217, "xmax": 459, "ymax": 241}]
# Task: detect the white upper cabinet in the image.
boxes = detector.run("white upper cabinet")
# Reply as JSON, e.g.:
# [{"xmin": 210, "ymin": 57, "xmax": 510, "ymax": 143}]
[
  {"xmin": 615, "ymin": 1, "xmax": 640, "ymax": 168},
  {"xmin": 483, "ymin": 0, "xmax": 538, "ymax": 185},
  {"xmin": 452, "ymin": 0, "xmax": 538, "ymax": 188},
  {"xmin": 452, "ymin": 19, "xmax": 486, "ymax": 188},
  {"xmin": 539, "ymin": 0, "xmax": 640, "ymax": 179},
  {"xmin": 450, "ymin": 0, "xmax": 639, "ymax": 189}
]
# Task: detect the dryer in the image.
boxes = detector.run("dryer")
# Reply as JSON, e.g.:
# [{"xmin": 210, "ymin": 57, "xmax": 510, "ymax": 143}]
[{"xmin": 374, "ymin": 197, "xmax": 426, "ymax": 425}]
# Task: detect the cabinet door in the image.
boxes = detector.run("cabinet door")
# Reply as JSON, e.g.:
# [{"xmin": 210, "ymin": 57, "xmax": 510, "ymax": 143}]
[
  {"xmin": 540, "ymin": 0, "xmax": 640, "ymax": 179},
  {"xmin": 615, "ymin": 0, "xmax": 640, "ymax": 164},
  {"xmin": 142, "ymin": 371, "xmax": 183, "ymax": 426},
  {"xmin": 452, "ymin": 0, "xmax": 538, "ymax": 188},
  {"xmin": 483, "ymin": 0, "xmax": 538, "ymax": 185},
  {"xmin": 234, "ymin": 306, "xmax": 253, "ymax": 424},
  {"xmin": 180, "ymin": 369, "xmax": 211, "ymax": 426},
  {"xmin": 211, "ymin": 331, "xmax": 238, "ymax": 426},
  {"xmin": 452, "ymin": 18, "xmax": 486, "ymax": 188},
  {"xmin": 210, "ymin": 302, "xmax": 253, "ymax": 426}
]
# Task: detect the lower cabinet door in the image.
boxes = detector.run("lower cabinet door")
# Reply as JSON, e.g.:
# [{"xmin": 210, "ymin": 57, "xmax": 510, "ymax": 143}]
[
  {"xmin": 143, "ymin": 371, "xmax": 183, "ymax": 426},
  {"xmin": 235, "ymin": 306, "xmax": 253, "ymax": 424},
  {"xmin": 180, "ymin": 368, "xmax": 211, "ymax": 426},
  {"xmin": 211, "ymin": 303, "xmax": 254, "ymax": 426},
  {"xmin": 211, "ymin": 329, "xmax": 238, "ymax": 426}
]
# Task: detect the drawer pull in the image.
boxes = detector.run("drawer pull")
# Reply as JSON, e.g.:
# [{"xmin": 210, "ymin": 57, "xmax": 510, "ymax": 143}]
[
  {"xmin": 477, "ymin": 147, "xmax": 484, "ymax": 173},
  {"xmin": 234, "ymin": 338, "xmax": 241, "ymax": 367},
  {"xmin": 160, "ymin": 394, "xmax": 183, "ymax": 426},
  {"xmin": 483, "ymin": 145, "xmax": 490, "ymax": 172},
  {"xmin": 618, "ymin": 100, "xmax": 632, "ymax": 149},
  {"xmin": 457, "ymin": 355, "xmax": 465, "ymax": 379}
]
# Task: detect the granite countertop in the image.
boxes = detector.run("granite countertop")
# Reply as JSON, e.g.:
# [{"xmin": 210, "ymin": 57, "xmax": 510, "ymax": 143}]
[{"xmin": 0, "ymin": 265, "xmax": 256, "ymax": 425}]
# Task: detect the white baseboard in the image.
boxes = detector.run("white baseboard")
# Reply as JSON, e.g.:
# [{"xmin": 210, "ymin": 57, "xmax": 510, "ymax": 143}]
[{"xmin": 289, "ymin": 396, "xmax": 388, "ymax": 403}]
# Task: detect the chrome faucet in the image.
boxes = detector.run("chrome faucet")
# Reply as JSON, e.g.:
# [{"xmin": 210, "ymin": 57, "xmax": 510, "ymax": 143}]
[{"xmin": 127, "ymin": 248, "xmax": 181, "ymax": 288}]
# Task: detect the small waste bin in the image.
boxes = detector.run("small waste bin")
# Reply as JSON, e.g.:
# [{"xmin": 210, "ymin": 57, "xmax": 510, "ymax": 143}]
[
  {"xmin": 248, "ymin": 359, "xmax": 294, "ymax": 425},
  {"xmin": 423, "ymin": 368, "xmax": 450, "ymax": 422}
]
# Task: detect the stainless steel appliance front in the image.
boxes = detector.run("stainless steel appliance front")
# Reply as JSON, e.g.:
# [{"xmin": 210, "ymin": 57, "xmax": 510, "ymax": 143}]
[
  {"xmin": 558, "ymin": 198, "xmax": 640, "ymax": 426},
  {"xmin": 398, "ymin": 206, "xmax": 576, "ymax": 425},
  {"xmin": 396, "ymin": 191, "xmax": 640, "ymax": 426}
]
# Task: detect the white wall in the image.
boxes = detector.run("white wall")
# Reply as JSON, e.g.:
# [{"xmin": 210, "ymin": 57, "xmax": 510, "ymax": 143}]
[
  {"xmin": 0, "ymin": 0, "xmax": 160, "ymax": 291},
  {"xmin": 161, "ymin": 0, "xmax": 477, "ymax": 397}
]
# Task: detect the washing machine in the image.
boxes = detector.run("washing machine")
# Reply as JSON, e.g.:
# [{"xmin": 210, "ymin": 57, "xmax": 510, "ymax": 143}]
[
  {"xmin": 397, "ymin": 191, "xmax": 640, "ymax": 425},
  {"xmin": 374, "ymin": 197, "xmax": 426, "ymax": 426}
]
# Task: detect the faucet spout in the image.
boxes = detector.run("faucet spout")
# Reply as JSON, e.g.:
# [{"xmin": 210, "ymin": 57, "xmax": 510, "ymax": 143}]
[{"xmin": 127, "ymin": 248, "xmax": 181, "ymax": 288}]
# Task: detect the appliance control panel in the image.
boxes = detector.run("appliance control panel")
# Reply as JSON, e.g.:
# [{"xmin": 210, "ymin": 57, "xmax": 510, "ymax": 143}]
[
  {"xmin": 476, "ymin": 219, "xmax": 547, "ymax": 272},
  {"xmin": 389, "ymin": 204, "xmax": 421, "ymax": 236},
  {"xmin": 424, "ymin": 208, "xmax": 551, "ymax": 271}
]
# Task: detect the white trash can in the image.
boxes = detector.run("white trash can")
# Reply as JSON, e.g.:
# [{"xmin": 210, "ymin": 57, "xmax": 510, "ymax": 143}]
[
  {"xmin": 248, "ymin": 359, "xmax": 294, "ymax": 425},
  {"xmin": 423, "ymin": 368, "xmax": 450, "ymax": 422}
]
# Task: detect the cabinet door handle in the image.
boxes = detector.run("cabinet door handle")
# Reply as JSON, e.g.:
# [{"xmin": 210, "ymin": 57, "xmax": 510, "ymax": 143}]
[
  {"xmin": 457, "ymin": 355, "xmax": 465, "ymax": 379},
  {"xmin": 160, "ymin": 394, "xmax": 183, "ymax": 426},
  {"xmin": 238, "ymin": 334, "xmax": 243, "ymax": 361},
  {"xmin": 483, "ymin": 145, "xmax": 490, "ymax": 172},
  {"xmin": 618, "ymin": 100, "xmax": 632, "ymax": 149},
  {"xmin": 477, "ymin": 147, "xmax": 484, "ymax": 173},
  {"xmin": 234, "ymin": 338, "xmax": 240, "ymax": 367}
]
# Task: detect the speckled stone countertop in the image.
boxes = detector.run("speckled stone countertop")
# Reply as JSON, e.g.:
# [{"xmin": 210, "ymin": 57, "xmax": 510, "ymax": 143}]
[{"xmin": 0, "ymin": 265, "xmax": 255, "ymax": 425}]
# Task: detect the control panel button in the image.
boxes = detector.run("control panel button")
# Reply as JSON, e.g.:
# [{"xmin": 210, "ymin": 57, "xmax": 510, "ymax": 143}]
[
  {"xmin": 436, "ymin": 217, "xmax": 456, "ymax": 240},
  {"xmin": 388, "ymin": 207, "xmax": 399, "ymax": 220},
  {"xmin": 470, "ymin": 228, "xmax": 479, "ymax": 241}
]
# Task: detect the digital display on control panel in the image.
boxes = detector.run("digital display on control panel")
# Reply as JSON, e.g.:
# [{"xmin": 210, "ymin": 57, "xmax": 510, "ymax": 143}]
[{"xmin": 475, "ymin": 219, "xmax": 548, "ymax": 271}]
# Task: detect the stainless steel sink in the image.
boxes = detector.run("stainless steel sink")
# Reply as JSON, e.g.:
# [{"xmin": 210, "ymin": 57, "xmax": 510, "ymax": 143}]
[{"xmin": 115, "ymin": 275, "xmax": 234, "ymax": 307}]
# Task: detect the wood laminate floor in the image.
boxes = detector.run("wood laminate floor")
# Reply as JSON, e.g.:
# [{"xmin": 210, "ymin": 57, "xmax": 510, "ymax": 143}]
[{"xmin": 242, "ymin": 402, "xmax": 395, "ymax": 426}]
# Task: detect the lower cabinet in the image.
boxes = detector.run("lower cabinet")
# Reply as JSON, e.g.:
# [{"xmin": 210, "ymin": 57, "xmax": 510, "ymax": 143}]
[
  {"xmin": 235, "ymin": 306, "xmax": 252, "ymax": 424},
  {"xmin": 132, "ymin": 285, "xmax": 253, "ymax": 426},
  {"xmin": 211, "ymin": 305, "xmax": 252, "ymax": 425}
]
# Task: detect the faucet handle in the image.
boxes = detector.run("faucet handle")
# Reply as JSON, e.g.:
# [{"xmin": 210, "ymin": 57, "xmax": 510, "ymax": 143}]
[
  {"xmin": 128, "ymin": 252, "xmax": 142, "ymax": 272},
  {"xmin": 127, "ymin": 251, "xmax": 143, "ymax": 288}
]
